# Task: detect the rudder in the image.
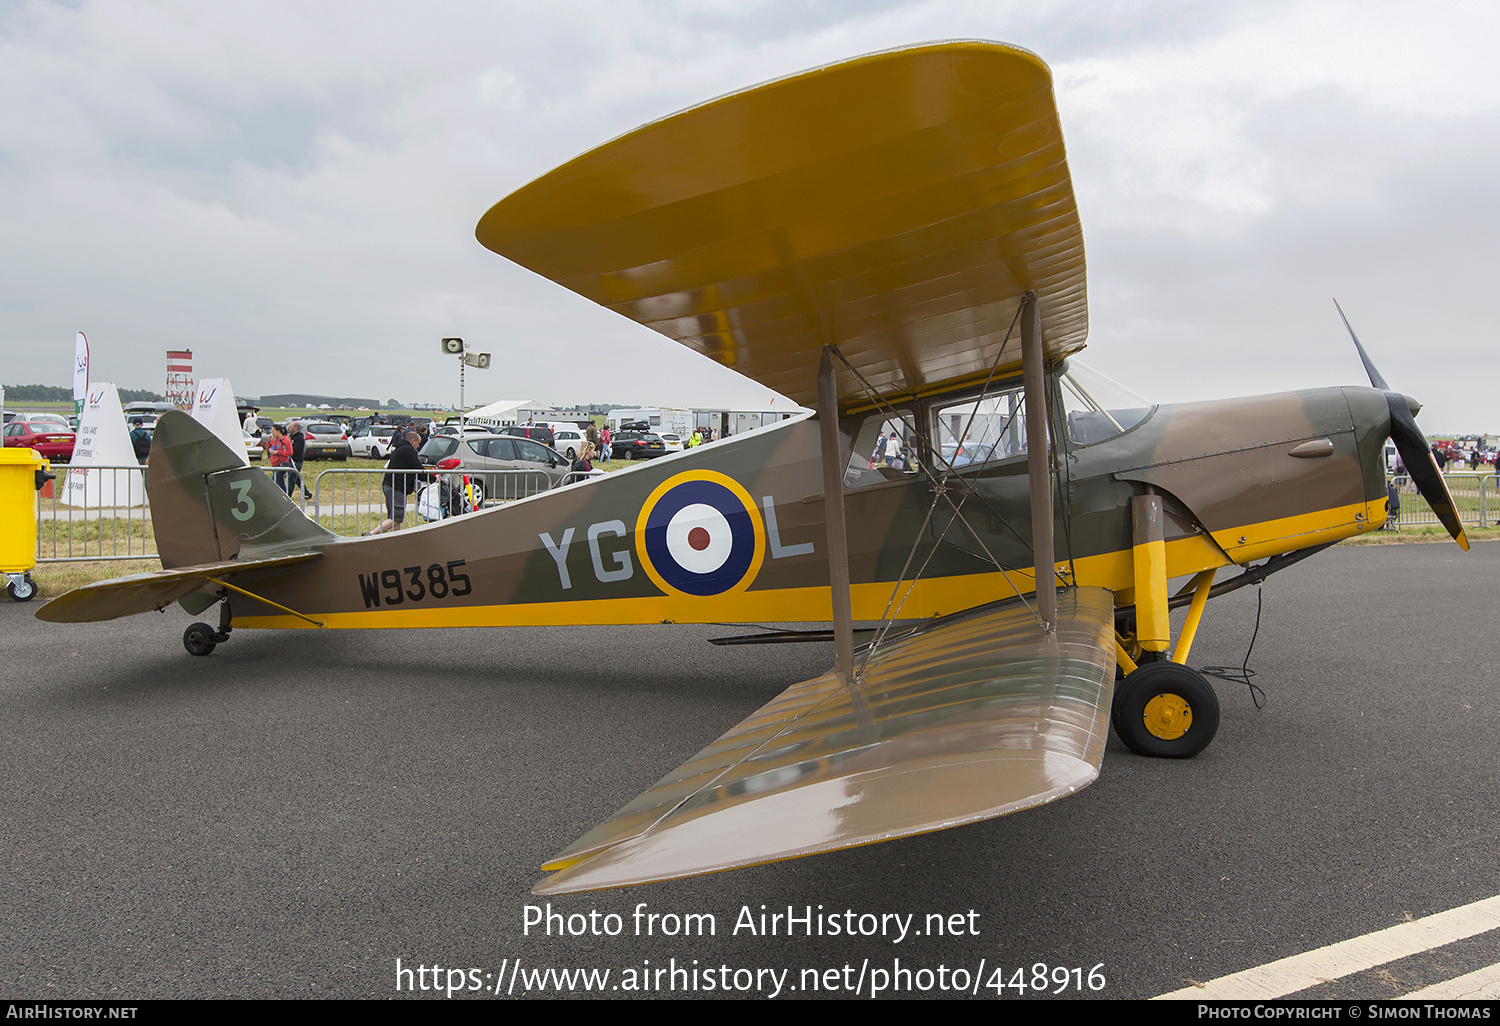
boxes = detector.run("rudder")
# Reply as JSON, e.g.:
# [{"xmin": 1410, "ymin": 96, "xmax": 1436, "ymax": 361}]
[{"xmin": 147, "ymin": 411, "xmax": 334, "ymax": 569}]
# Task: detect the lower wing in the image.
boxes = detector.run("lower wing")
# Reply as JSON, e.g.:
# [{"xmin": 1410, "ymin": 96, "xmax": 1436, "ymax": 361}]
[{"xmin": 536, "ymin": 586, "xmax": 1117, "ymax": 894}]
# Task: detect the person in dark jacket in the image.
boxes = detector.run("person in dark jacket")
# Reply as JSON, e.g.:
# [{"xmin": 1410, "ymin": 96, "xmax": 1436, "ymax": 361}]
[
  {"xmin": 128, "ymin": 418, "xmax": 151, "ymax": 464},
  {"xmin": 368, "ymin": 431, "xmax": 426, "ymax": 535},
  {"xmin": 287, "ymin": 419, "xmax": 311, "ymax": 499}
]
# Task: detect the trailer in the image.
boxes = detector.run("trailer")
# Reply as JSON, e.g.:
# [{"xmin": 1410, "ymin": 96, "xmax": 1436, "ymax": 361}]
[{"xmin": 606, "ymin": 407, "xmax": 693, "ymax": 438}]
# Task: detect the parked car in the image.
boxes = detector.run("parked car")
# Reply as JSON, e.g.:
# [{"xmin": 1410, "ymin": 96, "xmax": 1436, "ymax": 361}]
[
  {"xmin": 242, "ymin": 431, "xmax": 263, "ymax": 462},
  {"xmin": 418, "ymin": 433, "xmax": 570, "ymax": 501},
  {"xmin": 658, "ymin": 432, "xmax": 685, "ymax": 452},
  {"xmin": 3, "ymin": 418, "xmax": 77, "ymax": 461},
  {"xmin": 499, "ymin": 424, "xmax": 556, "ymax": 449},
  {"xmin": 550, "ymin": 427, "xmax": 589, "ymax": 460},
  {"xmin": 300, "ymin": 421, "xmax": 351, "ymax": 461},
  {"xmin": 349, "ymin": 425, "xmax": 399, "ymax": 459},
  {"xmin": 611, "ymin": 430, "xmax": 668, "ymax": 459}
]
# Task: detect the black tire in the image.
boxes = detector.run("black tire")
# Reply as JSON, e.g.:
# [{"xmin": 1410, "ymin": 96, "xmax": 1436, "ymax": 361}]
[
  {"xmin": 183, "ymin": 622, "xmax": 218, "ymax": 657},
  {"xmin": 1112, "ymin": 661, "xmax": 1219, "ymax": 758},
  {"xmin": 566, "ymin": 447, "xmax": 576, "ymax": 461},
  {"xmin": 7, "ymin": 575, "xmax": 36, "ymax": 602}
]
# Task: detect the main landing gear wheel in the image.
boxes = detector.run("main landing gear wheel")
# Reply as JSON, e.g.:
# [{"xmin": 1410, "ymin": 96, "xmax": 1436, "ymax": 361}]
[
  {"xmin": 7, "ymin": 575, "xmax": 36, "ymax": 602},
  {"xmin": 183, "ymin": 622, "xmax": 219, "ymax": 657},
  {"xmin": 1112, "ymin": 661, "xmax": 1220, "ymax": 758}
]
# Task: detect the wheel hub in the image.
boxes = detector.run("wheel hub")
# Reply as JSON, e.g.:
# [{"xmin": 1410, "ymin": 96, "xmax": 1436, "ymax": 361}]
[{"xmin": 1143, "ymin": 692, "xmax": 1192, "ymax": 740}]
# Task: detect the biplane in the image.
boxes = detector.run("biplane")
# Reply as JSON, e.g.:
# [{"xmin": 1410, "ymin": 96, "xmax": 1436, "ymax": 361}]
[{"xmin": 38, "ymin": 41, "xmax": 1467, "ymax": 895}]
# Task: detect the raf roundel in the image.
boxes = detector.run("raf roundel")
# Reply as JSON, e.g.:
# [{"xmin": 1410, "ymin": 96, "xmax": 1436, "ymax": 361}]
[{"xmin": 635, "ymin": 472, "xmax": 766, "ymax": 597}]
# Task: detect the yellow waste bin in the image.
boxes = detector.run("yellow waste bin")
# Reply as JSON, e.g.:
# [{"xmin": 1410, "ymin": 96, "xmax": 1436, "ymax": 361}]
[{"xmin": 0, "ymin": 446, "xmax": 51, "ymax": 601}]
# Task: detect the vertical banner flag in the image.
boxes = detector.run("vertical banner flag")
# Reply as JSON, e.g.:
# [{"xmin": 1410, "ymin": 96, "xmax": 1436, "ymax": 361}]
[
  {"xmin": 190, "ymin": 377, "xmax": 250, "ymax": 466},
  {"xmin": 64, "ymin": 382, "xmax": 145, "ymax": 509},
  {"xmin": 73, "ymin": 332, "xmax": 89, "ymax": 417}
]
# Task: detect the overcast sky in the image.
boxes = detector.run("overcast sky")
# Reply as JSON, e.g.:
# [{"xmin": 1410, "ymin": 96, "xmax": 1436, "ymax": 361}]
[{"xmin": 1, "ymin": 0, "xmax": 1494, "ymax": 430}]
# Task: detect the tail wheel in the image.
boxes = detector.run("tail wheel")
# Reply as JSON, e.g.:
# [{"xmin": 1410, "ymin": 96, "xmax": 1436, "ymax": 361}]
[
  {"xmin": 1112, "ymin": 661, "xmax": 1219, "ymax": 758},
  {"xmin": 183, "ymin": 622, "xmax": 218, "ymax": 657}
]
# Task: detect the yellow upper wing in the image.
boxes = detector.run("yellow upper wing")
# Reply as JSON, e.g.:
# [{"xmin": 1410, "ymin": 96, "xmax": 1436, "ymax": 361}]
[{"xmin": 476, "ymin": 40, "xmax": 1088, "ymax": 408}]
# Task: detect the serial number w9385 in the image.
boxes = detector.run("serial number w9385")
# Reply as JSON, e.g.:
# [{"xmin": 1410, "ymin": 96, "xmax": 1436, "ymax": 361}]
[{"xmin": 358, "ymin": 560, "xmax": 472, "ymax": 607}]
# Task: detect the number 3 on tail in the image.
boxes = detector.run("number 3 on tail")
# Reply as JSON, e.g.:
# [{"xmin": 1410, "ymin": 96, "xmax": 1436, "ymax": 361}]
[{"xmin": 229, "ymin": 480, "xmax": 255, "ymax": 521}]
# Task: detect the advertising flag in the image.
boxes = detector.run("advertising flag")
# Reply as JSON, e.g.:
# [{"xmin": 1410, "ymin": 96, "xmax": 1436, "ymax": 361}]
[{"xmin": 72, "ymin": 332, "xmax": 89, "ymax": 416}]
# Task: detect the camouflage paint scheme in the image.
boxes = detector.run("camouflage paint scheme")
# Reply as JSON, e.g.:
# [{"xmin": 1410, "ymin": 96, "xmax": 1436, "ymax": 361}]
[{"xmin": 40, "ymin": 370, "xmax": 1391, "ymax": 634}]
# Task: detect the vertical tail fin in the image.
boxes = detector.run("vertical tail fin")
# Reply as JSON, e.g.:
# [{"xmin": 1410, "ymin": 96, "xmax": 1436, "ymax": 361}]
[{"xmin": 148, "ymin": 411, "xmax": 334, "ymax": 568}]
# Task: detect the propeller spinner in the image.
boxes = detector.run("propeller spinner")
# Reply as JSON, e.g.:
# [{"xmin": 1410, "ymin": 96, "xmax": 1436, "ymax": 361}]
[{"xmin": 1335, "ymin": 299, "xmax": 1469, "ymax": 550}]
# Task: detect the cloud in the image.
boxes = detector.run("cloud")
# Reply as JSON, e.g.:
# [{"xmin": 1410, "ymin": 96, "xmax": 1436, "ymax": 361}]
[{"xmin": 0, "ymin": 0, "xmax": 1494, "ymax": 430}]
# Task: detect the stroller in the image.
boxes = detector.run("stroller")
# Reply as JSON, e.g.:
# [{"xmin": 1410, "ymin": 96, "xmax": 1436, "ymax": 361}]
[{"xmin": 416, "ymin": 476, "xmax": 477, "ymax": 521}]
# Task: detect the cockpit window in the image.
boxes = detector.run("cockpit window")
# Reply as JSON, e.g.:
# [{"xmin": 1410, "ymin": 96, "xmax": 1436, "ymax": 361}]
[
  {"xmin": 845, "ymin": 411, "xmax": 920, "ymax": 488},
  {"xmin": 932, "ymin": 385, "xmax": 1029, "ymax": 469},
  {"xmin": 1059, "ymin": 362, "xmax": 1154, "ymax": 446}
]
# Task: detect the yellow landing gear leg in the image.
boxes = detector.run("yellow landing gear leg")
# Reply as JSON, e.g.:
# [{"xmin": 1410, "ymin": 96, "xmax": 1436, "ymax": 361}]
[{"xmin": 1113, "ymin": 496, "xmax": 1221, "ymax": 758}]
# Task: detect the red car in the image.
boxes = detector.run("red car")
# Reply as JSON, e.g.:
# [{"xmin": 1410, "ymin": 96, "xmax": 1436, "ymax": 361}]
[{"xmin": 3, "ymin": 417, "xmax": 77, "ymax": 461}]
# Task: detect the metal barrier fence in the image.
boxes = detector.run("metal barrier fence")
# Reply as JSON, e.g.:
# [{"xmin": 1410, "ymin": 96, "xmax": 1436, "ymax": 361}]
[
  {"xmin": 34, "ymin": 462, "xmax": 605, "ymax": 561},
  {"xmin": 34, "ymin": 464, "xmax": 156, "ymax": 562},
  {"xmin": 1386, "ymin": 472, "xmax": 1497, "ymax": 530}
]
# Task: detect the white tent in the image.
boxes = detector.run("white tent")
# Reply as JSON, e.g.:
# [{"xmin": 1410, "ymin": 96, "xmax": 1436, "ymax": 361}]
[{"xmin": 462, "ymin": 399, "xmax": 551, "ymax": 428}]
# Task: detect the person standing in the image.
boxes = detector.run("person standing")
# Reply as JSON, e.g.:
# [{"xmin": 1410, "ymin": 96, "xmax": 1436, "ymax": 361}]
[
  {"xmin": 287, "ymin": 420, "xmax": 311, "ymax": 499},
  {"xmin": 572, "ymin": 440, "xmax": 596, "ymax": 476},
  {"xmin": 265, "ymin": 424, "xmax": 294, "ymax": 494},
  {"xmin": 368, "ymin": 430, "xmax": 426, "ymax": 535},
  {"xmin": 883, "ymin": 431, "xmax": 903, "ymax": 471},
  {"xmin": 128, "ymin": 417, "xmax": 152, "ymax": 465},
  {"xmin": 242, "ymin": 409, "xmax": 258, "ymax": 436}
]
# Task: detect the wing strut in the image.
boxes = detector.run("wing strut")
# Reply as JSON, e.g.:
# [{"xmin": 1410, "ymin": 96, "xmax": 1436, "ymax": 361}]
[
  {"xmin": 1021, "ymin": 291, "xmax": 1057, "ymax": 632},
  {"xmin": 818, "ymin": 345, "xmax": 856, "ymax": 683}
]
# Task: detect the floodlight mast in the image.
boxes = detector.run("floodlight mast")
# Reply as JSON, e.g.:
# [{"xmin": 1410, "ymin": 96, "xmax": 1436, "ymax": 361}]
[{"xmin": 441, "ymin": 337, "xmax": 489, "ymax": 429}]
